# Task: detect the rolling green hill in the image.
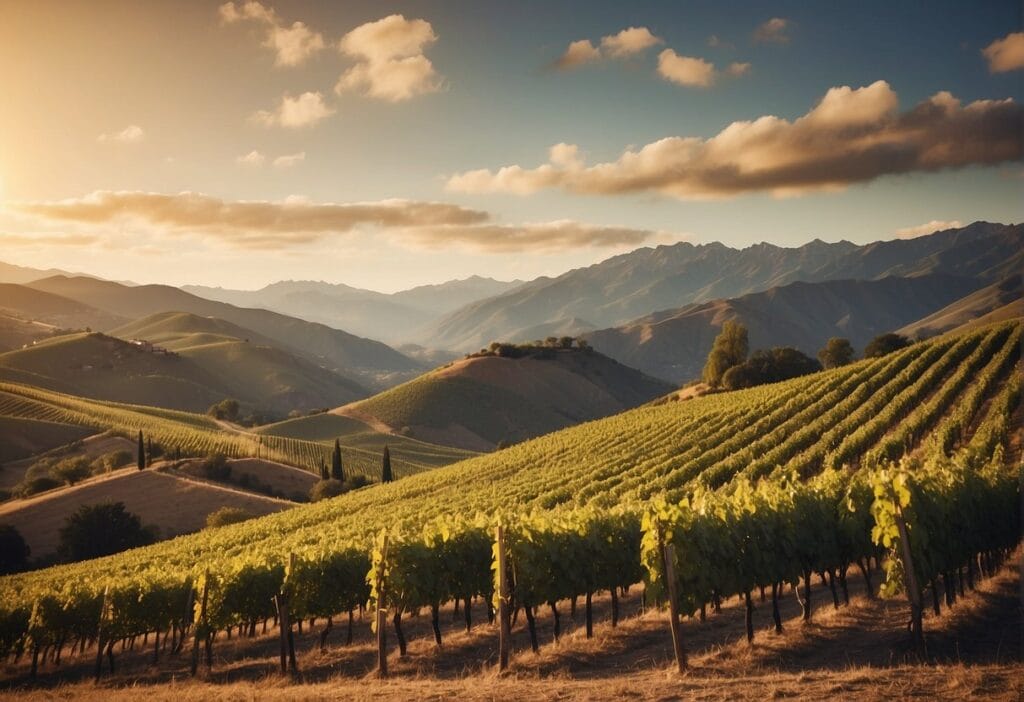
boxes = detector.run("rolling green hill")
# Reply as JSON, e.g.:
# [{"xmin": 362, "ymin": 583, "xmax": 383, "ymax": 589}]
[
  {"xmin": 325, "ymin": 346, "xmax": 675, "ymax": 450},
  {"xmin": 24, "ymin": 276, "xmax": 423, "ymax": 390},
  {"xmin": 0, "ymin": 312, "xmax": 371, "ymax": 416},
  {"xmin": 1, "ymin": 319, "xmax": 1018, "ymax": 633}
]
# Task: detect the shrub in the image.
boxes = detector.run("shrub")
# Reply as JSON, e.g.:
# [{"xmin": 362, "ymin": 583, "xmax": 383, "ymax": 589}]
[
  {"xmin": 50, "ymin": 457, "xmax": 92, "ymax": 486},
  {"xmin": 57, "ymin": 502, "xmax": 157, "ymax": 562},
  {"xmin": 309, "ymin": 478, "xmax": 347, "ymax": 502},
  {"xmin": 864, "ymin": 333, "xmax": 911, "ymax": 358},
  {"xmin": 16, "ymin": 476, "xmax": 61, "ymax": 498},
  {"xmin": 200, "ymin": 454, "xmax": 231, "ymax": 481},
  {"xmin": 0, "ymin": 524, "xmax": 30, "ymax": 574},
  {"xmin": 205, "ymin": 506, "xmax": 254, "ymax": 529},
  {"xmin": 207, "ymin": 399, "xmax": 240, "ymax": 421}
]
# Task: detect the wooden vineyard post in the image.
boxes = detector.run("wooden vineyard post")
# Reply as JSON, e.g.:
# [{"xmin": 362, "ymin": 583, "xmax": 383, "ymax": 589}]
[
  {"xmin": 273, "ymin": 553, "xmax": 298, "ymax": 676},
  {"xmin": 190, "ymin": 570, "xmax": 209, "ymax": 677},
  {"xmin": 496, "ymin": 525, "xmax": 511, "ymax": 671},
  {"xmin": 893, "ymin": 502, "xmax": 925, "ymax": 652},
  {"xmin": 659, "ymin": 529, "xmax": 688, "ymax": 672},
  {"xmin": 94, "ymin": 586, "xmax": 110, "ymax": 683},
  {"xmin": 376, "ymin": 533, "xmax": 389, "ymax": 679}
]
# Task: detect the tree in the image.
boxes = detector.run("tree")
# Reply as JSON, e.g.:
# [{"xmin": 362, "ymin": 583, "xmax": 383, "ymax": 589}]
[
  {"xmin": 310, "ymin": 478, "xmax": 347, "ymax": 502},
  {"xmin": 721, "ymin": 347, "xmax": 822, "ymax": 390},
  {"xmin": 207, "ymin": 398, "xmax": 240, "ymax": 421},
  {"xmin": 818, "ymin": 337, "xmax": 855, "ymax": 369},
  {"xmin": 205, "ymin": 507, "xmax": 253, "ymax": 529},
  {"xmin": 0, "ymin": 524, "xmax": 30, "ymax": 575},
  {"xmin": 318, "ymin": 455, "xmax": 329, "ymax": 481},
  {"xmin": 864, "ymin": 333, "xmax": 911, "ymax": 358},
  {"xmin": 57, "ymin": 502, "xmax": 156, "ymax": 562},
  {"xmin": 702, "ymin": 321, "xmax": 749, "ymax": 386},
  {"xmin": 558, "ymin": 336, "xmax": 575, "ymax": 349},
  {"xmin": 50, "ymin": 457, "xmax": 92, "ymax": 486},
  {"xmin": 331, "ymin": 439, "xmax": 345, "ymax": 481},
  {"xmin": 381, "ymin": 445, "xmax": 393, "ymax": 484},
  {"xmin": 136, "ymin": 430, "xmax": 145, "ymax": 471}
]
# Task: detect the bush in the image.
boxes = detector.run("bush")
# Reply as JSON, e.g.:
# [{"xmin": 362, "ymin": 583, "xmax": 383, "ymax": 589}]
[
  {"xmin": 15, "ymin": 476, "xmax": 62, "ymax": 498},
  {"xmin": 347, "ymin": 474, "xmax": 371, "ymax": 490},
  {"xmin": 0, "ymin": 524, "xmax": 30, "ymax": 575},
  {"xmin": 92, "ymin": 449, "xmax": 134, "ymax": 475},
  {"xmin": 57, "ymin": 502, "xmax": 157, "ymax": 562},
  {"xmin": 721, "ymin": 347, "xmax": 822, "ymax": 390},
  {"xmin": 207, "ymin": 399, "xmax": 240, "ymax": 421},
  {"xmin": 205, "ymin": 506, "xmax": 254, "ymax": 529},
  {"xmin": 200, "ymin": 454, "xmax": 231, "ymax": 481},
  {"xmin": 50, "ymin": 457, "xmax": 92, "ymax": 486},
  {"xmin": 310, "ymin": 478, "xmax": 347, "ymax": 502},
  {"xmin": 864, "ymin": 333, "xmax": 911, "ymax": 358}
]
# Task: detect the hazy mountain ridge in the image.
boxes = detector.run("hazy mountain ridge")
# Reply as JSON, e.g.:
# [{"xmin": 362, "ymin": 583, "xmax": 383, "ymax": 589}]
[
  {"xmin": 182, "ymin": 275, "xmax": 524, "ymax": 344},
  {"xmin": 425, "ymin": 222, "xmax": 1022, "ymax": 351},
  {"xmin": 584, "ymin": 274, "xmax": 987, "ymax": 383}
]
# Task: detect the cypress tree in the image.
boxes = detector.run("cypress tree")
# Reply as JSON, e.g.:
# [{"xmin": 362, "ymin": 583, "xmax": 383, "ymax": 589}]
[
  {"xmin": 146, "ymin": 437, "xmax": 153, "ymax": 468},
  {"xmin": 136, "ymin": 431, "xmax": 145, "ymax": 471},
  {"xmin": 381, "ymin": 445, "xmax": 393, "ymax": 483},
  {"xmin": 331, "ymin": 439, "xmax": 344, "ymax": 481},
  {"xmin": 318, "ymin": 456, "xmax": 329, "ymax": 481}
]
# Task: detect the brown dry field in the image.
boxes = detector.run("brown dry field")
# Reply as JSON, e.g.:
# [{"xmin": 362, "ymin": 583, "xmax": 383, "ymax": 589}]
[
  {"xmin": 0, "ymin": 467, "xmax": 293, "ymax": 557},
  {"xmin": 173, "ymin": 457, "xmax": 318, "ymax": 500},
  {"xmin": 1, "ymin": 554, "xmax": 1019, "ymax": 701}
]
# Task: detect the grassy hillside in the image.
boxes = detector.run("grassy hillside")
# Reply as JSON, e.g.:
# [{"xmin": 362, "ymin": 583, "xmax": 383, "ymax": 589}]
[
  {"xmin": 585, "ymin": 274, "xmax": 983, "ymax": 383},
  {"xmin": 0, "ymin": 321, "xmax": 369, "ymax": 416},
  {"xmin": 898, "ymin": 275, "xmax": 1022, "ymax": 339},
  {"xmin": 2, "ymin": 319, "xmax": 1017, "ymax": 612},
  {"xmin": 0, "ymin": 416, "xmax": 92, "ymax": 464},
  {"xmin": 0, "ymin": 380, "xmax": 471, "ymax": 481},
  {"xmin": 25, "ymin": 276, "xmax": 422, "ymax": 389},
  {"xmin": 0, "ymin": 283, "xmax": 126, "ymax": 351},
  {"xmin": 332, "ymin": 346, "xmax": 674, "ymax": 450}
]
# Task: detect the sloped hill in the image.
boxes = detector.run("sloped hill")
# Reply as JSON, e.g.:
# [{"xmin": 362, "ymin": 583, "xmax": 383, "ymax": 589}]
[
  {"xmin": 585, "ymin": 274, "xmax": 984, "ymax": 383},
  {"xmin": 898, "ymin": 275, "xmax": 1022, "ymax": 340},
  {"xmin": 0, "ymin": 467, "xmax": 293, "ymax": 559},
  {"xmin": 335, "ymin": 347, "xmax": 674, "ymax": 450},
  {"xmin": 0, "ymin": 327, "xmax": 368, "ymax": 416},
  {"xmin": 0, "ymin": 283, "xmax": 126, "ymax": 334},
  {"xmin": 25, "ymin": 277, "xmax": 421, "ymax": 389},
  {"xmin": 425, "ymin": 222, "xmax": 1022, "ymax": 351}
]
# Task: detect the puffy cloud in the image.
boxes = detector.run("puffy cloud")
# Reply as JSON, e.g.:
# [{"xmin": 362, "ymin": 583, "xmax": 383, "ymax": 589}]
[
  {"xmin": 12, "ymin": 191, "xmax": 488, "ymax": 250},
  {"xmin": 447, "ymin": 81, "xmax": 1023, "ymax": 200},
  {"xmin": 219, "ymin": 1, "xmax": 325, "ymax": 67},
  {"xmin": 657, "ymin": 50, "xmax": 717, "ymax": 87},
  {"xmin": 400, "ymin": 220, "xmax": 661, "ymax": 253},
  {"xmin": 336, "ymin": 15, "xmax": 442, "ymax": 102},
  {"xmin": 753, "ymin": 17, "xmax": 792, "ymax": 44},
  {"xmin": 273, "ymin": 152, "xmax": 305, "ymax": 168},
  {"xmin": 894, "ymin": 220, "xmax": 964, "ymax": 239},
  {"xmin": 555, "ymin": 26, "xmax": 661, "ymax": 69},
  {"xmin": 982, "ymin": 32, "xmax": 1024, "ymax": 73},
  {"xmin": 555, "ymin": 39, "xmax": 601, "ymax": 69},
  {"xmin": 97, "ymin": 125, "xmax": 145, "ymax": 143},
  {"xmin": 251, "ymin": 91, "xmax": 334, "ymax": 128},
  {"xmin": 236, "ymin": 150, "xmax": 266, "ymax": 166},
  {"xmin": 600, "ymin": 27, "xmax": 663, "ymax": 58},
  {"xmin": 725, "ymin": 61, "xmax": 751, "ymax": 77}
]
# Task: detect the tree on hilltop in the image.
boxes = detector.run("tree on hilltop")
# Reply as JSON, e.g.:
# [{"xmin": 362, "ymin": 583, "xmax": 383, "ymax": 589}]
[
  {"xmin": 818, "ymin": 337, "xmax": 855, "ymax": 369},
  {"xmin": 702, "ymin": 321, "xmax": 749, "ymax": 387}
]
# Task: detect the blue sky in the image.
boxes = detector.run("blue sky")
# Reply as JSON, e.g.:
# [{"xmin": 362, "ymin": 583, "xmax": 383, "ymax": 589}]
[{"xmin": 0, "ymin": 1, "xmax": 1020, "ymax": 290}]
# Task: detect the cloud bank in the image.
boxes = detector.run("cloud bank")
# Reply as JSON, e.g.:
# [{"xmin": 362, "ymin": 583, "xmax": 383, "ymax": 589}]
[
  {"xmin": 447, "ymin": 81, "xmax": 1023, "ymax": 200},
  {"xmin": 219, "ymin": 1, "xmax": 325, "ymax": 67},
  {"xmin": 336, "ymin": 15, "xmax": 442, "ymax": 102},
  {"xmin": 11, "ymin": 191, "xmax": 668, "ymax": 254}
]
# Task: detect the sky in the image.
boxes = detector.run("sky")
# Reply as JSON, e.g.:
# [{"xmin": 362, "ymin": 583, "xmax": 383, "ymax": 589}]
[{"xmin": 0, "ymin": 0, "xmax": 1021, "ymax": 292}]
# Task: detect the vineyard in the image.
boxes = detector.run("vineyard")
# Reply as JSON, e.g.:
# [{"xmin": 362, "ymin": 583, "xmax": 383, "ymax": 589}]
[
  {"xmin": 0, "ymin": 382, "xmax": 473, "ymax": 480},
  {"xmin": 0, "ymin": 320, "xmax": 1020, "ymax": 682}
]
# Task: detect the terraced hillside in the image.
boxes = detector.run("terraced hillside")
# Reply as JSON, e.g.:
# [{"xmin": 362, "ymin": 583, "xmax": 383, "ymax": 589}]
[
  {"xmin": 1, "ymin": 319, "xmax": 1018, "ymax": 641},
  {"xmin": 0, "ymin": 382, "xmax": 474, "ymax": 481}
]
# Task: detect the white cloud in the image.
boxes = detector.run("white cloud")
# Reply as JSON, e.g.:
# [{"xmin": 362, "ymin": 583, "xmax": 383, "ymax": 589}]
[
  {"xmin": 97, "ymin": 124, "xmax": 145, "ymax": 143},
  {"xmin": 447, "ymin": 81, "xmax": 1023, "ymax": 200},
  {"xmin": 726, "ymin": 62, "xmax": 751, "ymax": 77},
  {"xmin": 600, "ymin": 27, "xmax": 663, "ymax": 58},
  {"xmin": 236, "ymin": 150, "xmax": 266, "ymax": 166},
  {"xmin": 273, "ymin": 152, "xmax": 305, "ymax": 168},
  {"xmin": 219, "ymin": 1, "xmax": 325, "ymax": 67},
  {"xmin": 894, "ymin": 220, "xmax": 963, "ymax": 239},
  {"xmin": 753, "ymin": 18, "xmax": 792, "ymax": 44},
  {"xmin": 982, "ymin": 32, "xmax": 1024, "ymax": 73},
  {"xmin": 555, "ymin": 26, "xmax": 662, "ymax": 69},
  {"xmin": 251, "ymin": 91, "xmax": 334, "ymax": 128},
  {"xmin": 336, "ymin": 15, "xmax": 442, "ymax": 102},
  {"xmin": 657, "ymin": 50, "xmax": 717, "ymax": 87}
]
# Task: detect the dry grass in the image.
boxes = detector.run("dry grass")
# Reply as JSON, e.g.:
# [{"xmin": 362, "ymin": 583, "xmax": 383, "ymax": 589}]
[
  {"xmin": 2, "ymin": 555, "xmax": 1019, "ymax": 701},
  {"xmin": 173, "ymin": 458, "xmax": 318, "ymax": 500},
  {"xmin": 0, "ymin": 468, "xmax": 293, "ymax": 557}
]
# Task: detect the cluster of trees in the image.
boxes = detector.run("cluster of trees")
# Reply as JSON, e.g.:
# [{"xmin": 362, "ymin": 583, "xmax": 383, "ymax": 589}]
[
  {"xmin": 206, "ymin": 398, "xmax": 240, "ymax": 422},
  {"xmin": 469, "ymin": 336, "xmax": 592, "ymax": 360},
  {"xmin": 309, "ymin": 441, "xmax": 388, "ymax": 502},
  {"xmin": 57, "ymin": 502, "xmax": 157, "ymax": 562},
  {"xmin": 702, "ymin": 322, "xmax": 914, "ymax": 390},
  {"xmin": 8, "ymin": 449, "xmax": 135, "ymax": 500}
]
